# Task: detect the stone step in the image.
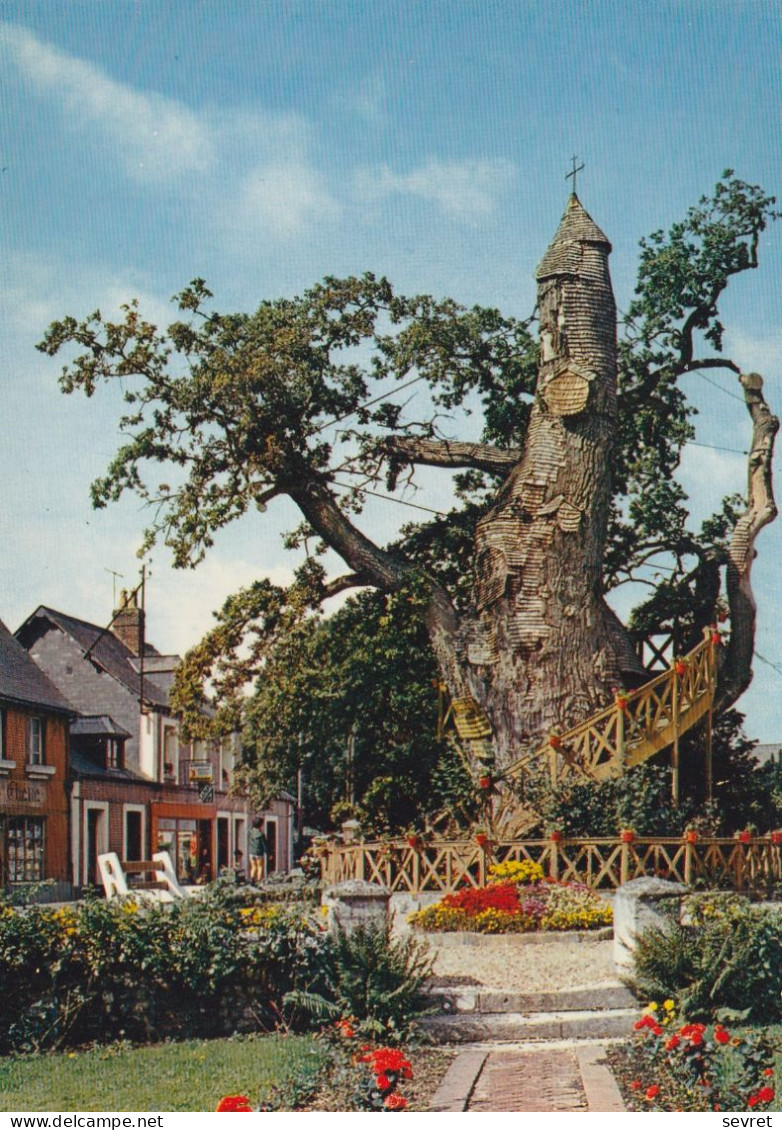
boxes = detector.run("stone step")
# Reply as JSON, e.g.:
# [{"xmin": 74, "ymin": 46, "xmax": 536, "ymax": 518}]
[
  {"xmin": 421, "ymin": 1007, "xmax": 637, "ymax": 1044},
  {"xmin": 426, "ymin": 981, "xmax": 635, "ymax": 1015}
]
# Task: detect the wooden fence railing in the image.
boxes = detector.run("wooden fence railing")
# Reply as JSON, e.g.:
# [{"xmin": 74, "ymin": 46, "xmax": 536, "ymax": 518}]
[{"xmin": 321, "ymin": 835, "xmax": 782, "ymax": 894}]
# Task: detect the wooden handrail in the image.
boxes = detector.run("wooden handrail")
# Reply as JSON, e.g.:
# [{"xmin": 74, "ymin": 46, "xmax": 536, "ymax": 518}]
[{"xmin": 502, "ymin": 635, "xmax": 717, "ymax": 788}]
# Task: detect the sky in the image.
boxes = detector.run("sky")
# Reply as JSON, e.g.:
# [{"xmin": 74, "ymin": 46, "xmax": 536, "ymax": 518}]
[{"xmin": 2, "ymin": 0, "xmax": 782, "ymax": 739}]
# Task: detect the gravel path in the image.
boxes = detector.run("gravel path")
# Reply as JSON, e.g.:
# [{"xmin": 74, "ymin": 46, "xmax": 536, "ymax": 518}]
[{"xmin": 421, "ymin": 933, "xmax": 617, "ymax": 992}]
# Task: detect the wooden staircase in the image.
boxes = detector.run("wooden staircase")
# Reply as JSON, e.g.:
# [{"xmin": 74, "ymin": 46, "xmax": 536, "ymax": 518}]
[
  {"xmin": 436, "ymin": 632, "xmax": 719, "ymax": 835},
  {"xmin": 502, "ymin": 632, "xmax": 717, "ymax": 791}
]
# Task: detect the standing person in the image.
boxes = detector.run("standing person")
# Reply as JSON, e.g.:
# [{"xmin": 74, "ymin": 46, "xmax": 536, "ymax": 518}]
[{"xmin": 248, "ymin": 818, "xmax": 268, "ymax": 884}]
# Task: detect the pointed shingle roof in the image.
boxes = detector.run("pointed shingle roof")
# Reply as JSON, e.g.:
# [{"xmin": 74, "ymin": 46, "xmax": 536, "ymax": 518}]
[
  {"xmin": 536, "ymin": 194, "xmax": 612, "ymax": 280},
  {"xmin": 0, "ymin": 618, "xmax": 72, "ymax": 714},
  {"xmin": 16, "ymin": 606, "xmax": 171, "ymax": 708}
]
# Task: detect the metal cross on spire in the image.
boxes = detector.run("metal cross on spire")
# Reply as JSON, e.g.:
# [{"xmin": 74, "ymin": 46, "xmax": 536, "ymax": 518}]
[{"xmin": 566, "ymin": 155, "xmax": 585, "ymax": 195}]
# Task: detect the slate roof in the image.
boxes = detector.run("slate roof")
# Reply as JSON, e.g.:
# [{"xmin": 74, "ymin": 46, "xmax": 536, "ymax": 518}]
[
  {"xmin": 536, "ymin": 194, "xmax": 612, "ymax": 280},
  {"xmin": 68, "ymin": 746, "xmax": 150, "ymax": 782},
  {"xmin": 71, "ymin": 714, "xmax": 132, "ymax": 739},
  {"xmin": 16, "ymin": 606, "xmax": 171, "ymax": 709},
  {"xmin": 0, "ymin": 618, "xmax": 73, "ymax": 714}
]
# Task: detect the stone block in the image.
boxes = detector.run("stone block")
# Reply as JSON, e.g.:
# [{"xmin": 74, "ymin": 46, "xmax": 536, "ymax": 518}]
[
  {"xmin": 322, "ymin": 878, "xmax": 390, "ymax": 935},
  {"xmin": 613, "ymin": 876, "xmax": 688, "ymax": 975}
]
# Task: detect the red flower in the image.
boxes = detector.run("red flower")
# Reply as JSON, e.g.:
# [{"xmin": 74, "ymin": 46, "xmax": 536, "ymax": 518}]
[
  {"xmin": 384, "ymin": 1094, "xmax": 408, "ymax": 1111},
  {"xmin": 757, "ymin": 1088, "xmax": 775, "ymax": 1104},
  {"xmin": 375, "ymin": 1073, "xmax": 392, "ymax": 1092},
  {"xmin": 215, "ymin": 1095, "xmax": 253, "ymax": 1112},
  {"xmin": 630, "ymin": 1081, "xmax": 642, "ymax": 1091},
  {"xmin": 714, "ymin": 1028, "xmax": 730, "ymax": 1044},
  {"xmin": 645, "ymin": 1085, "xmax": 660, "ymax": 1100},
  {"xmin": 749, "ymin": 1096, "xmax": 759, "ymax": 1108},
  {"xmin": 665, "ymin": 1036, "xmax": 681, "ymax": 1050},
  {"xmin": 763, "ymin": 1068, "xmax": 774, "ymax": 1077}
]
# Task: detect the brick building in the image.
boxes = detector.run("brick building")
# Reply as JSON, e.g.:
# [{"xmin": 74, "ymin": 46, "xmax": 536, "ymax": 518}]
[
  {"xmin": 0, "ymin": 619, "xmax": 73, "ymax": 898},
  {"xmin": 16, "ymin": 595, "xmax": 293, "ymax": 891}
]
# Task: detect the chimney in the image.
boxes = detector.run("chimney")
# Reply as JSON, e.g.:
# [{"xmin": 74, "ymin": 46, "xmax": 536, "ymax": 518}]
[{"xmin": 113, "ymin": 588, "xmax": 145, "ymax": 656}]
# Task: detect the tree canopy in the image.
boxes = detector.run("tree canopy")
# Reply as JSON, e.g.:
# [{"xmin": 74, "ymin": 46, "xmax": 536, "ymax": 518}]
[{"xmin": 38, "ymin": 172, "xmax": 779, "ymax": 800}]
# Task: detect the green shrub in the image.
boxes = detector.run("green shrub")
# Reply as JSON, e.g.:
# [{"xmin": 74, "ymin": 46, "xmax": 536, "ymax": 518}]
[
  {"xmin": 0, "ymin": 885, "xmax": 329, "ymax": 1052},
  {"xmin": 287, "ymin": 922, "xmax": 433, "ymax": 1039},
  {"xmin": 631, "ymin": 893, "xmax": 782, "ymax": 1024}
]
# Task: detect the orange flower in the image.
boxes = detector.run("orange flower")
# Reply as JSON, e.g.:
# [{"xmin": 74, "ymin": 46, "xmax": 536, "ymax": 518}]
[{"xmin": 384, "ymin": 1094, "xmax": 408, "ymax": 1111}]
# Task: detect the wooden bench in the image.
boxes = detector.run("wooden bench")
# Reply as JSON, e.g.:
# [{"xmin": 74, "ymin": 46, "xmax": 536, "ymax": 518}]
[{"xmin": 97, "ymin": 851, "xmax": 192, "ymax": 902}]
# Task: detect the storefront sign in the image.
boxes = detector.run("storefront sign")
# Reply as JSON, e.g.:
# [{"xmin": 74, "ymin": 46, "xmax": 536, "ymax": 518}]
[
  {"xmin": 188, "ymin": 761, "xmax": 214, "ymax": 783},
  {"xmin": 0, "ymin": 779, "xmax": 47, "ymax": 809},
  {"xmin": 198, "ymin": 784, "xmax": 215, "ymax": 804}
]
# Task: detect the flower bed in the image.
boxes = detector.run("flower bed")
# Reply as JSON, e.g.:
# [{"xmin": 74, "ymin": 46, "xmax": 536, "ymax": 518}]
[
  {"xmin": 408, "ymin": 861, "xmax": 612, "ymax": 934},
  {"xmin": 610, "ymin": 1003, "xmax": 781, "ymax": 1112}
]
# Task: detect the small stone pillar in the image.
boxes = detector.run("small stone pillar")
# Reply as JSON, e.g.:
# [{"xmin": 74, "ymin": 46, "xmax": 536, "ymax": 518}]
[
  {"xmin": 322, "ymin": 879, "xmax": 390, "ymax": 935},
  {"xmin": 613, "ymin": 876, "xmax": 688, "ymax": 974}
]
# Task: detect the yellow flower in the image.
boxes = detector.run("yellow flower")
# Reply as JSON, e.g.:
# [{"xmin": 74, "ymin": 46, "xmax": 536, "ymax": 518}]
[
  {"xmin": 646, "ymin": 1001, "xmax": 659, "ymax": 1012},
  {"xmin": 663, "ymin": 999, "xmax": 675, "ymax": 1011}
]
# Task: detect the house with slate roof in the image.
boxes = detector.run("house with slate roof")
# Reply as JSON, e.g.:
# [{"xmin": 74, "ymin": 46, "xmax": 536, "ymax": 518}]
[
  {"xmin": 0, "ymin": 619, "xmax": 73, "ymax": 897},
  {"xmin": 16, "ymin": 592, "xmax": 293, "ymax": 890}
]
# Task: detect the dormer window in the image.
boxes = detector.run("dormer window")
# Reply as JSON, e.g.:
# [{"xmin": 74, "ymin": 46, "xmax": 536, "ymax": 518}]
[{"xmin": 106, "ymin": 739, "xmax": 122, "ymax": 770}]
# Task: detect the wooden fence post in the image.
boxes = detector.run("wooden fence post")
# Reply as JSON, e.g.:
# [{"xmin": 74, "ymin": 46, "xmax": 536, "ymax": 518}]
[
  {"xmin": 620, "ymin": 840, "xmax": 630, "ymax": 885},
  {"xmin": 549, "ymin": 840, "xmax": 560, "ymax": 881}
]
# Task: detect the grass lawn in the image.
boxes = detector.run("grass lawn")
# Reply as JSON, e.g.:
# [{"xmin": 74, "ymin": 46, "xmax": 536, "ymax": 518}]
[
  {"xmin": 0, "ymin": 1035, "xmax": 455, "ymax": 1113},
  {"xmin": 0, "ymin": 1034, "xmax": 330, "ymax": 1113}
]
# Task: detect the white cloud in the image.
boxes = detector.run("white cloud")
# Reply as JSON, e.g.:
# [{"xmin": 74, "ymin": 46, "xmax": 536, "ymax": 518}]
[
  {"xmin": 723, "ymin": 328, "xmax": 782, "ymax": 378},
  {"xmin": 677, "ymin": 443, "xmax": 746, "ymax": 523},
  {"xmin": 355, "ymin": 158, "xmax": 515, "ymax": 219},
  {"xmin": 1, "ymin": 22, "xmax": 214, "ymax": 181},
  {"xmin": 235, "ymin": 161, "xmax": 342, "ymax": 238}
]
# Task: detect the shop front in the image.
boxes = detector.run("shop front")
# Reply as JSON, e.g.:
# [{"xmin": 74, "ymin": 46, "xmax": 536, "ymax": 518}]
[{"xmin": 151, "ymin": 801, "xmax": 216, "ymax": 885}]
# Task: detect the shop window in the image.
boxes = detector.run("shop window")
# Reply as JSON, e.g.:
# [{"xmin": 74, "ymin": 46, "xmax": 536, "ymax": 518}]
[
  {"xmin": 7, "ymin": 816, "xmax": 45, "ymax": 882},
  {"xmin": 28, "ymin": 717, "xmax": 44, "ymax": 765}
]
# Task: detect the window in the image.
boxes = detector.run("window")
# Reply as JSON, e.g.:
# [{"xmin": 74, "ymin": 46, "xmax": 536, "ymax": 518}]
[
  {"xmin": 7, "ymin": 816, "xmax": 45, "ymax": 882},
  {"xmin": 106, "ymin": 739, "xmax": 122, "ymax": 769},
  {"xmin": 27, "ymin": 717, "xmax": 44, "ymax": 765}
]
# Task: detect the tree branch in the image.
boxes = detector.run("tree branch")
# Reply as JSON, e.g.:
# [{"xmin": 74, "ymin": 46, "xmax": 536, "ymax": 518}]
[
  {"xmin": 322, "ymin": 573, "xmax": 364, "ymax": 599},
  {"xmin": 284, "ymin": 468, "xmax": 482, "ymax": 702},
  {"xmin": 383, "ymin": 436, "xmax": 521, "ymax": 483},
  {"xmin": 716, "ymin": 372, "xmax": 779, "ymax": 711}
]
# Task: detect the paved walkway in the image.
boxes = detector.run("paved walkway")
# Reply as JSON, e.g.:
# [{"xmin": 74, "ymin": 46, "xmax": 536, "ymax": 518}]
[{"xmin": 430, "ymin": 1042, "xmax": 626, "ymax": 1112}]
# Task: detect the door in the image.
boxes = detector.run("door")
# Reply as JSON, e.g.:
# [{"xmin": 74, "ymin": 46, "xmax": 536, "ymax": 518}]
[
  {"xmin": 86, "ymin": 809, "xmax": 101, "ymax": 888},
  {"xmin": 125, "ymin": 811, "xmax": 142, "ymax": 861},
  {"xmin": 216, "ymin": 817, "xmax": 229, "ymax": 874},
  {"xmin": 264, "ymin": 818, "xmax": 278, "ymax": 875}
]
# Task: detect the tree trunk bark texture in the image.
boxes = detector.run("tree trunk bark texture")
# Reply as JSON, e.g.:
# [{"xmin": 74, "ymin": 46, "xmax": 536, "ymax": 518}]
[{"xmin": 460, "ymin": 196, "xmax": 644, "ymax": 768}]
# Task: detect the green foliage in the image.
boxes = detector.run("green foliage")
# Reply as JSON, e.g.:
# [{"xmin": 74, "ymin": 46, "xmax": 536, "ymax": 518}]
[
  {"xmin": 0, "ymin": 885, "xmax": 329, "ymax": 1053},
  {"xmin": 288, "ymin": 923, "xmax": 433, "ymax": 1040},
  {"xmin": 240, "ymin": 586, "xmax": 461, "ymax": 829},
  {"xmin": 632, "ymin": 894, "xmax": 782, "ymax": 1024},
  {"xmin": 540, "ymin": 764, "xmax": 695, "ymax": 837}
]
